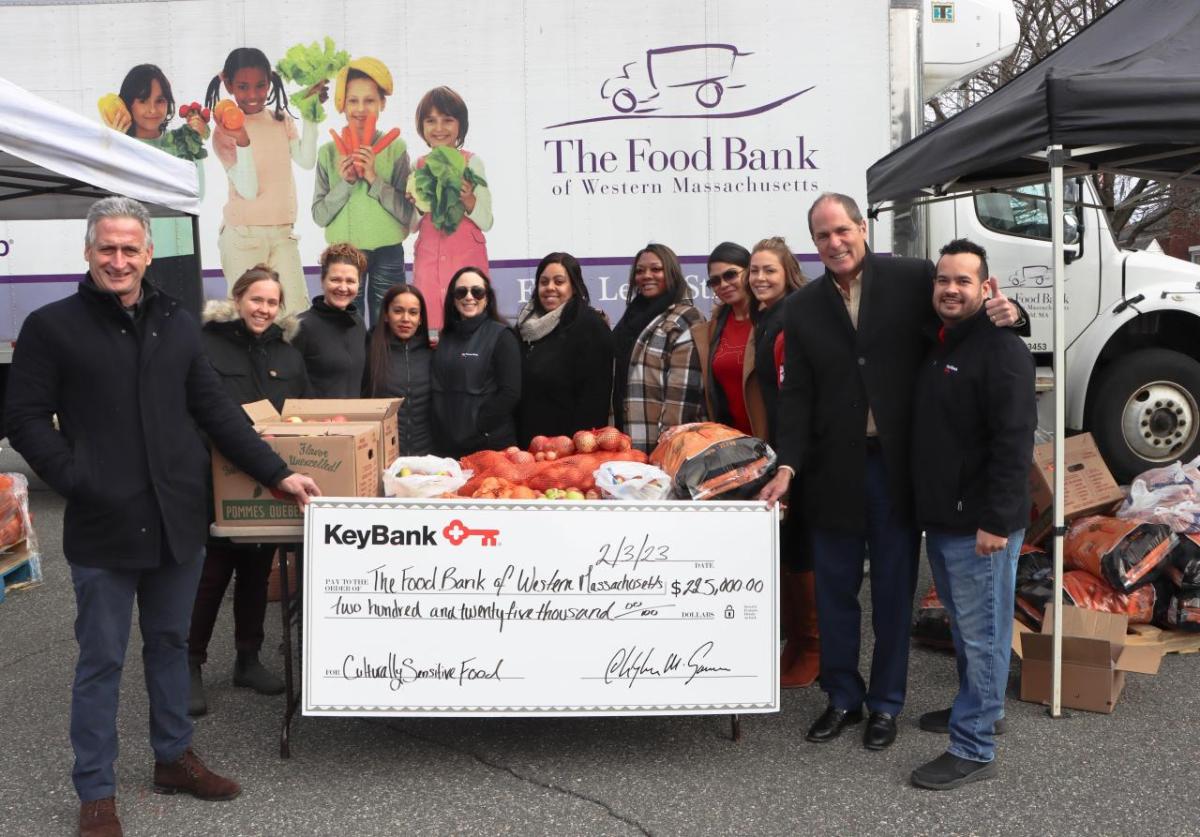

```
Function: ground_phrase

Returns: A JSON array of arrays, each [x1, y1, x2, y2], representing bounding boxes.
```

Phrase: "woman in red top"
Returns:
[[691, 242, 767, 438]]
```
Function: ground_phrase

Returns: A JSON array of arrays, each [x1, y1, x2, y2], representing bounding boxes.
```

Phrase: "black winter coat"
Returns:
[[293, 296, 367, 397], [912, 309, 1036, 536], [4, 279, 290, 570], [753, 298, 787, 445], [515, 298, 614, 447], [432, 316, 521, 457], [365, 332, 435, 456], [776, 252, 938, 532], [201, 300, 311, 412]]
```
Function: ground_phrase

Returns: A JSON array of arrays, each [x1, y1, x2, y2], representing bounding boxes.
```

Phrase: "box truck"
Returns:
[[1, 0, 1197, 479]]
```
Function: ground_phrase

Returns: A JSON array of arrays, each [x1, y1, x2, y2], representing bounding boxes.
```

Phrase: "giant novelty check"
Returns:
[[303, 498, 779, 716]]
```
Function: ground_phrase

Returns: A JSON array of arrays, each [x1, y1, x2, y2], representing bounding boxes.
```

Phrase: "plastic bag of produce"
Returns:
[[912, 583, 953, 649], [1153, 581, 1200, 632], [650, 422, 776, 500], [0, 472, 41, 584], [593, 462, 673, 501], [1116, 480, 1200, 532], [456, 448, 647, 496], [1164, 533, 1200, 590], [1064, 516, 1176, 592], [1015, 547, 1055, 628], [383, 456, 470, 498], [1061, 570, 1156, 624]]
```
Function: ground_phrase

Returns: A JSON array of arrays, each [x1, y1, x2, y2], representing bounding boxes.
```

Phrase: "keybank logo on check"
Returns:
[[324, 524, 439, 548]]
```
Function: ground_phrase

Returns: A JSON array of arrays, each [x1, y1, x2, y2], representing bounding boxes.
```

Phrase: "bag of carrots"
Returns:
[[649, 422, 777, 500], [1064, 516, 1176, 593], [912, 583, 953, 649], [1061, 570, 1156, 624], [457, 448, 647, 497]]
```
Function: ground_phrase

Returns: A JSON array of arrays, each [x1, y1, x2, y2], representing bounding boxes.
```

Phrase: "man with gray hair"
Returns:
[[5, 196, 319, 837]]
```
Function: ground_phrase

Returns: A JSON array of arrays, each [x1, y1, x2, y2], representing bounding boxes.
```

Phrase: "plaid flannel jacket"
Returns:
[[624, 302, 706, 453]]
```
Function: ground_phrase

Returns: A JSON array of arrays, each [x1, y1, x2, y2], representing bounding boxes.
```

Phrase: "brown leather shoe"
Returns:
[[79, 797, 122, 837], [781, 571, 820, 689], [153, 748, 241, 800]]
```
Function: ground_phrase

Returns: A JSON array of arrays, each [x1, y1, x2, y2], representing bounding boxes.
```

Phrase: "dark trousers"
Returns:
[[808, 445, 920, 716], [353, 242, 407, 328], [69, 554, 204, 801], [187, 542, 275, 665]]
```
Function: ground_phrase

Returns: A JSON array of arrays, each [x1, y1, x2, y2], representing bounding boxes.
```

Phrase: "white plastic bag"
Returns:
[[383, 456, 471, 498], [1117, 480, 1200, 533], [593, 461, 672, 501]]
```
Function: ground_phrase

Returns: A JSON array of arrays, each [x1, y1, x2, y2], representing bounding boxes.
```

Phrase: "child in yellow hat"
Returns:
[[312, 57, 415, 325]]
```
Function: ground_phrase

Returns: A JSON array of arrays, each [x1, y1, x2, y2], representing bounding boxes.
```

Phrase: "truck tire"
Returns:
[[1088, 348, 1200, 482]]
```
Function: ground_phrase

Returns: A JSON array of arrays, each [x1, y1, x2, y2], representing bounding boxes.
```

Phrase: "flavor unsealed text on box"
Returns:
[[281, 398, 401, 487], [212, 402, 380, 527]]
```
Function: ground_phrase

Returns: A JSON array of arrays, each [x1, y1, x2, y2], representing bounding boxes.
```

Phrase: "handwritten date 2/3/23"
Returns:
[[604, 641, 732, 688], [594, 534, 670, 570]]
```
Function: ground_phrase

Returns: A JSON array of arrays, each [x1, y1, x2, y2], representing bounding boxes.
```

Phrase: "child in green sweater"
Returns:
[[312, 57, 414, 326]]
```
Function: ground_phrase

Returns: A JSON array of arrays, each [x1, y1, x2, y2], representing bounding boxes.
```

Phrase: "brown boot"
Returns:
[[781, 571, 820, 688], [153, 748, 241, 800], [79, 797, 122, 837]]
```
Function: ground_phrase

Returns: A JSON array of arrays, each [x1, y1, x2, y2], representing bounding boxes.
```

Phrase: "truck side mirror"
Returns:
[[1063, 213, 1082, 264]]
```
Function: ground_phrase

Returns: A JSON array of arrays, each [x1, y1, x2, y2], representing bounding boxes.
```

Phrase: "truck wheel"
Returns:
[[612, 89, 637, 113], [1089, 348, 1200, 482]]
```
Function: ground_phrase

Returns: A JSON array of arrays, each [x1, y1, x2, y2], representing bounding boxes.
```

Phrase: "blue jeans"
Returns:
[[354, 242, 407, 328], [809, 446, 921, 716], [925, 528, 1023, 763], [69, 555, 204, 800]]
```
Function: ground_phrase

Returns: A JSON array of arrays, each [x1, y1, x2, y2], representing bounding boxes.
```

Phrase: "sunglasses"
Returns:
[[454, 285, 488, 300], [707, 267, 743, 288]]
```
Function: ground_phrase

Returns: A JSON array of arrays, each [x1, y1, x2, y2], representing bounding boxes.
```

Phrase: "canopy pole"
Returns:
[[1048, 144, 1068, 718]]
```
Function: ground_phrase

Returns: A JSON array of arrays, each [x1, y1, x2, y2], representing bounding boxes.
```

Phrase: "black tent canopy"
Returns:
[[868, 0, 1200, 205], [866, 0, 1200, 718]]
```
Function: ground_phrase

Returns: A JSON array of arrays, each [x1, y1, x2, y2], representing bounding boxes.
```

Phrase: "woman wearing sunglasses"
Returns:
[[611, 242, 706, 454], [691, 242, 766, 438], [431, 267, 521, 457]]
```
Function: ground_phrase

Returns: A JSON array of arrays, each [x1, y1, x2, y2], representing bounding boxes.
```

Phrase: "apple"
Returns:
[[535, 451, 546, 462], [565, 489, 585, 500], [399, 467, 413, 477], [530, 435, 549, 453], [545, 450, 557, 461]]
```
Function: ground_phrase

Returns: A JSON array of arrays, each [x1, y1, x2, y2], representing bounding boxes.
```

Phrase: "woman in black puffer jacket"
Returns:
[[364, 283, 435, 456], [188, 264, 310, 717], [293, 243, 368, 397], [431, 267, 521, 458]]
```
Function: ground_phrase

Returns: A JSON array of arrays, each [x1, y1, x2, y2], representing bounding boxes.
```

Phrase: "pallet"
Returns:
[[0, 551, 34, 604], [1125, 623, 1200, 655]]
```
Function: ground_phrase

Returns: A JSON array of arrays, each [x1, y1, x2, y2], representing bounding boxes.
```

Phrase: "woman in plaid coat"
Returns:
[[611, 243, 706, 453]]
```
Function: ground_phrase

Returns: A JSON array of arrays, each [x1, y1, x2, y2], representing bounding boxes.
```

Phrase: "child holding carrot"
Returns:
[[98, 64, 208, 314], [312, 57, 414, 325], [409, 86, 493, 334], [205, 47, 323, 314]]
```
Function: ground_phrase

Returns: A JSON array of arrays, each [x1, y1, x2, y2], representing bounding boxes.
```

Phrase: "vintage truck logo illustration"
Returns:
[[545, 42, 813, 129], [602, 43, 751, 114]]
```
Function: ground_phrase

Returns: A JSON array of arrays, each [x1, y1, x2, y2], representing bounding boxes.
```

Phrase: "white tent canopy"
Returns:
[[0, 76, 200, 220]]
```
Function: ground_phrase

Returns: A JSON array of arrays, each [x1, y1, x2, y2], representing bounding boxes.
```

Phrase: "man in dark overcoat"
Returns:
[[5, 196, 319, 837], [759, 193, 1024, 751]]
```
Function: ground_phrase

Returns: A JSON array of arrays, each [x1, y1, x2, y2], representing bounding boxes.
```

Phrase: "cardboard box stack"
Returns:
[[280, 398, 401, 490], [1027, 433, 1124, 545], [212, 401, 381, 527]]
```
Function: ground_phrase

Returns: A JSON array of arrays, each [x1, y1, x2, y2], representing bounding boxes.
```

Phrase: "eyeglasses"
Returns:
[[454, 285, 488, 300], [707, 268, 743, 288]]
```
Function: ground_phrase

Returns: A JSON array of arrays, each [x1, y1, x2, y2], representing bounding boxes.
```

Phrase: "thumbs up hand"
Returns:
[[983, 276, 1020, 327]]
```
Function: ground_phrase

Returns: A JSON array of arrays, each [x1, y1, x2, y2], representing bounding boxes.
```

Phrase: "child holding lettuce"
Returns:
[[312, 57, 414, 326], [408, 86, 492, 334]]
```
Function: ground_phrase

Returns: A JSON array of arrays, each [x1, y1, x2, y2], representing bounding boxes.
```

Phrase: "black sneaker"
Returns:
[[918, 707, 1006, 735], [911, 752, 998, 790]]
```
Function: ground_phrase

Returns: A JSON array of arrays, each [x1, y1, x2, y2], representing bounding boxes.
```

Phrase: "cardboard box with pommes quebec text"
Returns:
[[213, 403, 380, 527], [1015, 604, 1163, 714], [1027, 433, 1124, 545], [281, 398, 401, 490]]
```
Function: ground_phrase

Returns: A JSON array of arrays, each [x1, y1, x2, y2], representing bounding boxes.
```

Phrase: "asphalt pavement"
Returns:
[[1, 445, 1197, 837]]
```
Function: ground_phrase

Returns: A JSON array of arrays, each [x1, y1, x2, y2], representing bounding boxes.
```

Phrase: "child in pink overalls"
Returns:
[[410, 86, 492, 334]]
